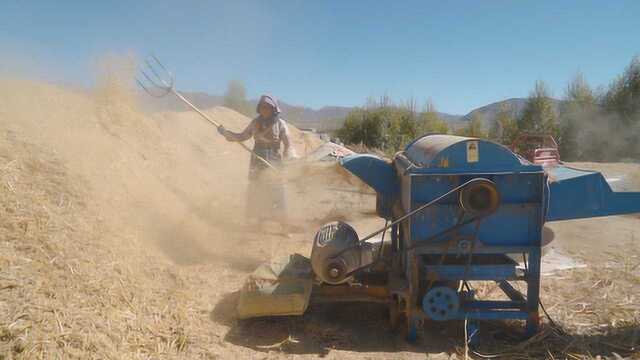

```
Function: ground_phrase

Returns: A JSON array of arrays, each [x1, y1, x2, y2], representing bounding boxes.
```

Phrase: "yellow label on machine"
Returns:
[[467, 141, 479, 163]]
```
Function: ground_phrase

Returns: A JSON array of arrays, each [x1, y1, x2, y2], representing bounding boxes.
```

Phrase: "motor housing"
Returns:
[[311, 221, 376, 284]]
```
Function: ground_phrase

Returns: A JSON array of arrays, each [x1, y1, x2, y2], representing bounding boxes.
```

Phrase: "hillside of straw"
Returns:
[[0, 77, 638, 359]]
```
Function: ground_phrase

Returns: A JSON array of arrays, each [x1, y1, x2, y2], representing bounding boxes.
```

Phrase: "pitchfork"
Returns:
[[136, 55, 276, 170]]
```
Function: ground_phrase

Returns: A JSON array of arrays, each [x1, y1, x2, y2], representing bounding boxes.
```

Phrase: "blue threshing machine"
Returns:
[[238, 134, 640, 342]]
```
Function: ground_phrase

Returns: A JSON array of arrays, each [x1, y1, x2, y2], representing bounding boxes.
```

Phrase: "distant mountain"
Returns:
[[138, 91, 353, 130], [139, 91, 563, 133], [270, 103, 354, 131], [139, 90, 464, 131], [437, 112, 464, 123], [461, 98, 563, 130]]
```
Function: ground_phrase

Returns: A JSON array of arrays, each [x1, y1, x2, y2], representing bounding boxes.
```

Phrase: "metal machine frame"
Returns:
[[386, 173, 544, 340], [336, 134, 640, 341]]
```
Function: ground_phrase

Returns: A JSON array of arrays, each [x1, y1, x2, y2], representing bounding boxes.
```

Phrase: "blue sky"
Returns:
[[1, 1, 638, 114]]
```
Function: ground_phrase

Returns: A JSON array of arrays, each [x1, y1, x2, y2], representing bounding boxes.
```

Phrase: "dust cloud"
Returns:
[[566, 107, 640, 163], [0, 54, 372, 270], [0, 55, 389, 359]]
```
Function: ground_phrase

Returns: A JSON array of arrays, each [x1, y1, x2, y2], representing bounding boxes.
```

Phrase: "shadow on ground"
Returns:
[[211, 291, 461, 357], [211, 291, 640, 358]]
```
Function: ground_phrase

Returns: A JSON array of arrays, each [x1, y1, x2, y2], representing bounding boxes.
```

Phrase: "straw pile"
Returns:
[[0, 136, 212, 358], [0, 79, 263, 359]]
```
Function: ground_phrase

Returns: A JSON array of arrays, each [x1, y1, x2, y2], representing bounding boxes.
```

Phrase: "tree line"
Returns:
[[335, 56, 640, 161]]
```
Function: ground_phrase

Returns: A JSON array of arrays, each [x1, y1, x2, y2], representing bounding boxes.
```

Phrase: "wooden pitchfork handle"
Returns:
[[170, 89, 277, 171], [136, 54, 276, 171]]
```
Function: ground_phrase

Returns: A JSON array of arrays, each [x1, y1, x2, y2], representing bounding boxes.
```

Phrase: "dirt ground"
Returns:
[[0, 78, 638, 359]]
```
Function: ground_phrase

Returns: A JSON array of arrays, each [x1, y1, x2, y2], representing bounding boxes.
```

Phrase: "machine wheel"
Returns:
[[422, 286, 460, 321]]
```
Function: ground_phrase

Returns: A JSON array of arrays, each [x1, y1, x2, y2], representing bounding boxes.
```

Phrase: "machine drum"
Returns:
[[459, 179, 500, 215], [311, 221, 372, 285], [422, 286, 460, 321]]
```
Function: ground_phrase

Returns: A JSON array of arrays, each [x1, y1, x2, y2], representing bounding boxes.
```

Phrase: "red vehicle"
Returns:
[[510, 134, 561, 165]]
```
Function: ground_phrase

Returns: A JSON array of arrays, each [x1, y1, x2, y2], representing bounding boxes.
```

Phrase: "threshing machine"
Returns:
[[238, 134, 640, 342]]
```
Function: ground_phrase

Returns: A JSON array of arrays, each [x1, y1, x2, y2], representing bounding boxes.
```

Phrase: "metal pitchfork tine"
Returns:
[[137, 55, 174, 98], [136, 55, 277, 170]]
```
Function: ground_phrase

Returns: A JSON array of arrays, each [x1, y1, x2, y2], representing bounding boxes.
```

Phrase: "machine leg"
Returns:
[[465, 319, 480, 346], [391, 224, 398, 252], [388, 297, 400, 331], [526, 248, 541, 336], [405, 248, 420, 343], [406, 316, 418, 343]]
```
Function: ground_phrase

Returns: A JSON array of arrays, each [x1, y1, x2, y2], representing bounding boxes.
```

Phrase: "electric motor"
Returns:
[[310, 221, 376, 284]]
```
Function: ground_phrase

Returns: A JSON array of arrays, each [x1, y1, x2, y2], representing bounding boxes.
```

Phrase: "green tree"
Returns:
[[566, 72, 595, 106], [336, 108, 365, 145], [336, 97, 451, 155], [500, 116, 520, 145], [558, 73, 597, 161], [335, 108, 387, 149], [456, 112, 486, 138], [602, 56, 640, 122], [600, 56, 640, 159], [519, 80, 557, 135], [419, 100, 449, 134], [385, 107, 418, 152], [223, 80, 252, 116], [489, 103, 518, 144]]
